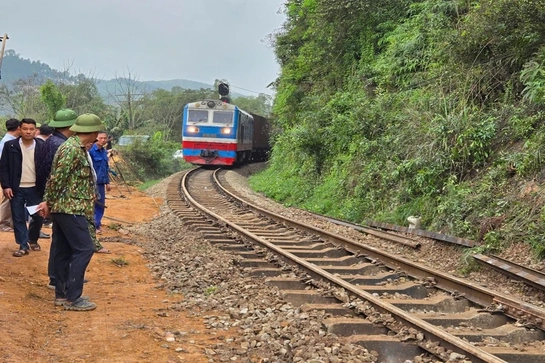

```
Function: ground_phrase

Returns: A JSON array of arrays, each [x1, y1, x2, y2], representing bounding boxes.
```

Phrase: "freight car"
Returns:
[[181, 100, 270, 166]]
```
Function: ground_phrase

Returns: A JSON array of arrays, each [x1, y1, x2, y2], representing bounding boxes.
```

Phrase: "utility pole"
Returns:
[[0, 33, 8, 80]]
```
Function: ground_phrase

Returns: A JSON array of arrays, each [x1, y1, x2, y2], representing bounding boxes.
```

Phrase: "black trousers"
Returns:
[[10, 186, 43, 250], [51, 213, 94, 301], [47, 236, 56, 281]]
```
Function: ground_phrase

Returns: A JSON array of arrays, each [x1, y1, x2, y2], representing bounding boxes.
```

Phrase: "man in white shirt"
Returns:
[[0, 118, 44, 256]]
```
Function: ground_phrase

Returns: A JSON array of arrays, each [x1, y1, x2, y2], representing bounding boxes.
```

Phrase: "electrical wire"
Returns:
[[229, 84, 273, 96]]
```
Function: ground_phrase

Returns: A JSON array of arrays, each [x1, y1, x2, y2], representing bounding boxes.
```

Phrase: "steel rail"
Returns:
[[366, 220, 476, 247], [181, 169, 509, 363], [210, 169, 545, 332], [473, 254, 545, 292], [301, 211, 421, 248]]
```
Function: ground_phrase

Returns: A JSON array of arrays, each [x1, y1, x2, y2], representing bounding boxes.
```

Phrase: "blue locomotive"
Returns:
[[182, 100, 269, 165]]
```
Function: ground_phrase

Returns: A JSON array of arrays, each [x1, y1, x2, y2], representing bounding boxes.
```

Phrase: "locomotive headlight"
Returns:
[[187, 126, 199, 133], [221, 127, 232, 134]]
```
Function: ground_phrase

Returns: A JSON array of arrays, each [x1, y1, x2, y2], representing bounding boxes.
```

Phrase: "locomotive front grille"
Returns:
[[200, 149, 219, 159]]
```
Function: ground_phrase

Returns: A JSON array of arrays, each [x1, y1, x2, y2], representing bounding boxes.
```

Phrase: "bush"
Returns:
[[119, 131, 187, 181]]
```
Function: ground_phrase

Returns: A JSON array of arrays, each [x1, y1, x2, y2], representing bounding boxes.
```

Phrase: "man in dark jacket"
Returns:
[[35, 109, 77, 198], [0, 118, 44, 256], [35, 109, 77, 284], [0, 118, 21, 232]]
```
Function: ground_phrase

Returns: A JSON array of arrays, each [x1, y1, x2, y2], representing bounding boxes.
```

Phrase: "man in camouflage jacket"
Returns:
[[38, 114, 105, 311]]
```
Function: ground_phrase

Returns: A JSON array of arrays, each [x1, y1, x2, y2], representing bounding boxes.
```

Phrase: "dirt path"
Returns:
[[0, 187, 210, 363]]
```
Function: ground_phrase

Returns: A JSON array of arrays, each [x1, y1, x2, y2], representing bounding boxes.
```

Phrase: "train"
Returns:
[[181, 100, 270, 166]]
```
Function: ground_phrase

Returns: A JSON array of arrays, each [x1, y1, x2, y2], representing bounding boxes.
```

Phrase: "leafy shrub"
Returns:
[[120, 131, 188, 181], [521, 46, 545, 107]]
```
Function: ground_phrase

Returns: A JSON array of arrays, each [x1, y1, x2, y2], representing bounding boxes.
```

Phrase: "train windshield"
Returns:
[[213, 111, 233, 124], [187, 110, 209, 123]]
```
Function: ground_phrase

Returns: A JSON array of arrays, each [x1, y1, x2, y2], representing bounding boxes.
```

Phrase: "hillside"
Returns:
[[250, 0, 545, 262], [0, 50, 69, 83]]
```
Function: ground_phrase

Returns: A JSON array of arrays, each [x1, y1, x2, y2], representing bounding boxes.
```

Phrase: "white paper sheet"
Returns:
[[26, 205, 39, 215]]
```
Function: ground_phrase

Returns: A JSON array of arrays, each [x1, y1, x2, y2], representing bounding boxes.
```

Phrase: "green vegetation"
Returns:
[[205, 286, 218, 296], [251, 0, 545, 259], [120, 132, 186, 180], [111, 256, 129, 267], [107, 223, 122, 231], [138, 179, 162, 191]]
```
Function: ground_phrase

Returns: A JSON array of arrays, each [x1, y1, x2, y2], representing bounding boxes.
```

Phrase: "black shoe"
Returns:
[[64, 298, 97, 311], [39, 231, 50, 239]]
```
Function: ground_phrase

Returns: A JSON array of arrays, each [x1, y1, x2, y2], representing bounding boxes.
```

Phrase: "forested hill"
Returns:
[[0, 50, 69, 83], [0, 50, 215, 97], [251, 1, 545, 260]]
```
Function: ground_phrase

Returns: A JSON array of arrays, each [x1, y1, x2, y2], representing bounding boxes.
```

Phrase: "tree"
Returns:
[[0, 74, 47, 119], [138, 87, 216, 142], [59, 75, 112, 119], [40, 80, 65, 120], [109, 69, 148, 130], [232, 93, 273, 117]]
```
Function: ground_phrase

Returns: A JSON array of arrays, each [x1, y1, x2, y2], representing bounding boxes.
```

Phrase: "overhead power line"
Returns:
[[229, 84, 272, 96]]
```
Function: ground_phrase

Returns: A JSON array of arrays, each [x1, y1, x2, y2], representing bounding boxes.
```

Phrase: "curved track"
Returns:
[[167, 168, 545, 363], [296, 210, 545, 295]]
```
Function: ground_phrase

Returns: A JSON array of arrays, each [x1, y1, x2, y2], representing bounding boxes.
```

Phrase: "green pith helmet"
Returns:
[[69, 113, 106, 133], [48, 109, 78, 128]]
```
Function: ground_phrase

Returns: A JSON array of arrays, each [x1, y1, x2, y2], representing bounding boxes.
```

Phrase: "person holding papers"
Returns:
[[0, 118, 45, 256], [38, 114, 105, 311]]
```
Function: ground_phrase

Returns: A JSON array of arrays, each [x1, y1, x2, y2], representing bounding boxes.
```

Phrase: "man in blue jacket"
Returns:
[[89, 131, 110, 234]]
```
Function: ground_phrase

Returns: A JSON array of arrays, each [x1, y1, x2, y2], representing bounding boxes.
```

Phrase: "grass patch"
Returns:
[[458, 257, 482, 276], [205, 286, 218, 296], [111, 256, 129, 267], [138, 179, 162, 191], [107, 223, 122, 231]]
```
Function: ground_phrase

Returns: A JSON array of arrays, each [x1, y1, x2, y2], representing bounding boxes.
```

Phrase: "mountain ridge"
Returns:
[[0, 50, 225, 98]]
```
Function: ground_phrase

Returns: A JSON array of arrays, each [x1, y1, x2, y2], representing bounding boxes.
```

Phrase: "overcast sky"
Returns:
[[1, 0, 286, 95]]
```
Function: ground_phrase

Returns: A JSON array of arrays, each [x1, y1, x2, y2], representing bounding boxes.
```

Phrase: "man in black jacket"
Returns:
[[0, 118, 45, 256], [35, 109, 77, 285], [0, 118, 20, 231]]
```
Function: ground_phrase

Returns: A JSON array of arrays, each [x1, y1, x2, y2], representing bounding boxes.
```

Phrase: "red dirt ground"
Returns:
[[0, 187, 216, 363]]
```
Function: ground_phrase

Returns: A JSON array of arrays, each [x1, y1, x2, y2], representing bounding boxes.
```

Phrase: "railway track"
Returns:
[[473, 254, 545, 293], [298, 208, 545, 298], [167, 168, 545, 363]]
